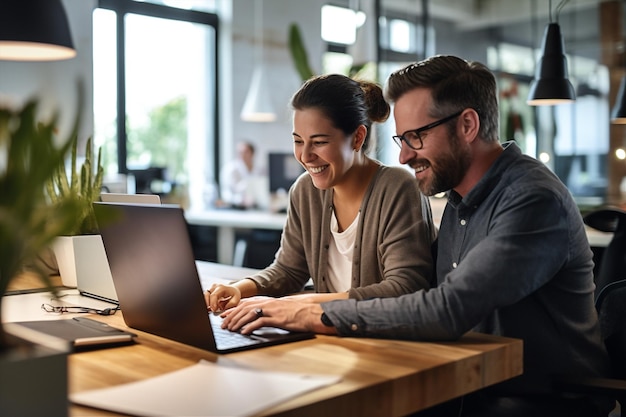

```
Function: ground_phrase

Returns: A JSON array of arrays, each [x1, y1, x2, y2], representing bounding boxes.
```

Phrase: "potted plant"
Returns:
[[0, 97, 85, 416], [45, 135, 107, 288]]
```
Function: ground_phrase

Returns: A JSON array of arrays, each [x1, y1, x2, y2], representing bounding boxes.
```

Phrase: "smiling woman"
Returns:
[[205, 73, 437, 313]]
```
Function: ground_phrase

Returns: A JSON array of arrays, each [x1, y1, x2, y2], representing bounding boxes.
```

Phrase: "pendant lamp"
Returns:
[[240, 0, 276, 122], [527, 1, 575, 106], [0, 0, 76, 61], [611, 76, 626, 124]]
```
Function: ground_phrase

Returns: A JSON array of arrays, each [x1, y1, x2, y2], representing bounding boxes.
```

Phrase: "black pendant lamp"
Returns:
[[0, 0, 76, 61], [527, 1, 575, 106]]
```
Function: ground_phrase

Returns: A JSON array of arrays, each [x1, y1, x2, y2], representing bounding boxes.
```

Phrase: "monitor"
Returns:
[[268, 152, 304, 193]]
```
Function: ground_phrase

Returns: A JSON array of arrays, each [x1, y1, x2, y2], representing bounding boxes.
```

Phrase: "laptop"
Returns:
[[74, 234, 119, 304], [75, 194, 162, 304], [93, 202, 314, 353]]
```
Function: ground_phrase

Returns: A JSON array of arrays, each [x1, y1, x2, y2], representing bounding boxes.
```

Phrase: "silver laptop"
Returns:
[[75, 194, 161, 304], [75, 234, 119, 304], [93, 202, 314, 353]]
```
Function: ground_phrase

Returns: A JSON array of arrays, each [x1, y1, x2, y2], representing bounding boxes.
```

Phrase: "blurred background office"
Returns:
[[1, 0, 624, 210], [218, 141, 267, 209], [1, 0, 624, 265]]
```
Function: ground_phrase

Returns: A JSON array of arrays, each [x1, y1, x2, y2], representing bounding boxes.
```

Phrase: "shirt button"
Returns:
[[351, 323, 358, 331], [452, 262, 458, 268], [460, 219, 467, 226]]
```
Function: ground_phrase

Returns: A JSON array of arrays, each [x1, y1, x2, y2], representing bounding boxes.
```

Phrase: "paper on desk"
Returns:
[[2, 289, 117, 322], [71, 359, 341, 416]]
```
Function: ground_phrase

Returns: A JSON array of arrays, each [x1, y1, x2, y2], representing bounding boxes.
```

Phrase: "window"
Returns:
[[93, 0, 218, 210], [320, 4, 371, 76], [377, 12, 435, 167], [488, 43, 610, 201], [321, 5, 362, 45]]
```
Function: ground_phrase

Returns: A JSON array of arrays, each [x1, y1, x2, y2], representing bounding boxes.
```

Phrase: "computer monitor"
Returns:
[[268, 152, 304, 193]]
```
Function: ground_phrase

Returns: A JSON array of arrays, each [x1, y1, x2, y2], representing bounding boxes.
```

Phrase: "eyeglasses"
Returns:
[[392, 110, 463, 150], [41, 303, 119, 316]]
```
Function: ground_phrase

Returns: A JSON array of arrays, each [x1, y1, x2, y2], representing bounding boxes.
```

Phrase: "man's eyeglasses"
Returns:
[[392, 110, 463, 150], [41, 303, 119, 316]]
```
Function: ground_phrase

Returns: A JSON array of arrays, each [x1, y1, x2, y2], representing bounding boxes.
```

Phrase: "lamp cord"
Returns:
[[254, 0, 263, 63], [555, 0, 570, 23]]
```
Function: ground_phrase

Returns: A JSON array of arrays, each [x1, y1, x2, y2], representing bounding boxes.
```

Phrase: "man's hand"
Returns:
[[221, 298, 338, 335]]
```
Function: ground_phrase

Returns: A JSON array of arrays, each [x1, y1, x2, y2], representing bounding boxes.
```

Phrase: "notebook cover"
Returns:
[[13, 317, 136, 351]]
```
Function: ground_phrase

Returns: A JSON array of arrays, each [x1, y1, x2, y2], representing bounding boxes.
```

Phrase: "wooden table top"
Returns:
[[6, 270, 523, 417], [68, 312, 522, 417]]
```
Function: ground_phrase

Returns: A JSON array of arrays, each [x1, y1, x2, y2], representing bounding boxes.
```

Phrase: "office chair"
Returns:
[[552, 278, 626, 416], [583, 208, 626, 299], [232, 230, 281, 269]]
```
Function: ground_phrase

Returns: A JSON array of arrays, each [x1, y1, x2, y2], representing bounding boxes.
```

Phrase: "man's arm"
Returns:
[[220, 298, 338, 335]]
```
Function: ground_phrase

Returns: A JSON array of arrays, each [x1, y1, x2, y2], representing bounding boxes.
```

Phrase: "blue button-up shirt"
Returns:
[[322, 141, 610, 396]]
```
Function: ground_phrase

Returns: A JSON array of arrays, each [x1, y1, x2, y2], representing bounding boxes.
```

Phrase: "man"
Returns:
[[219, 141, 258, 209], [221, 56, 612, 416]]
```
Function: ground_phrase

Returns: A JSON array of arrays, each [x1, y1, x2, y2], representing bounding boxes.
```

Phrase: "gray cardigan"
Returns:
[[247, 165, 436, 299]]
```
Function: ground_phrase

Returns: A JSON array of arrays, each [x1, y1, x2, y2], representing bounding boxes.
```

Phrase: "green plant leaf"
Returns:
[[1, 94, 88, 348], [288, 23, 315, 82]]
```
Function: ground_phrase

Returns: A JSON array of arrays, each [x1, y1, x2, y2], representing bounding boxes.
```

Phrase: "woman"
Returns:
[[206, 74, 436, 312]]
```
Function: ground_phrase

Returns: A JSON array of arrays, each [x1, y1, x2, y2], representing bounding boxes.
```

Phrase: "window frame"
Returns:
[[96, 0, 220, 180]]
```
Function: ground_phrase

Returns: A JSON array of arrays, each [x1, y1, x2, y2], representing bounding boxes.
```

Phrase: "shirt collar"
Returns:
[[447, 141, 520, 210]]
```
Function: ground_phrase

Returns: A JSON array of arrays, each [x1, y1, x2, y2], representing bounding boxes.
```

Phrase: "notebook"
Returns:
[[100, 193, 161, 204], [12, 317, 136, 351], [93, 202, 314, 353]]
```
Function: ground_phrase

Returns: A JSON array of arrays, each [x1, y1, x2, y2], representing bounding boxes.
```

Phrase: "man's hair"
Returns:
[[241, 141, 255, 154], [384, 55, 499, 143]]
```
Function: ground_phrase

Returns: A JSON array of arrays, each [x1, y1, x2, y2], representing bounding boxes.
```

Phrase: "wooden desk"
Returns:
[[6, 269, 63, 292], [7, 267, 522, 417], [67, 318, 522, 416]]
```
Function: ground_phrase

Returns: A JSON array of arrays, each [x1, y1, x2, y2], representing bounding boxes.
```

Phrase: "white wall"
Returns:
[[0, 0, 96, 146], [225, 0, 325, 171]]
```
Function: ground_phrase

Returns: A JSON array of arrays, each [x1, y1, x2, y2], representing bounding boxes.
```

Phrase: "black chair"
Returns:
[[233, 229, 281, 269], [553, 279, 626, 416], [584, 208, 626, 299]]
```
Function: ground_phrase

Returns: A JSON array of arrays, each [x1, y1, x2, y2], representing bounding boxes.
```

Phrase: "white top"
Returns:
[[220, 159, 254, 207], [327, 210, 360, 292]]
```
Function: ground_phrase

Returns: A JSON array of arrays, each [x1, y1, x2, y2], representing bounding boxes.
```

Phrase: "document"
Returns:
[[71, 360, 341, 416]]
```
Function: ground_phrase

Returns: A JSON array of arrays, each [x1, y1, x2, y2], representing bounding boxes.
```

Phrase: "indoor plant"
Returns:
[[45, 136, 106, 288], [46, 135, 104, 236], [287, 22, 374, 82], [0, 97, 84, 416]]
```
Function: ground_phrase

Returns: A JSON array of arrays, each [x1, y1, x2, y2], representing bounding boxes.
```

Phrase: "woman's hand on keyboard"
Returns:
[[205, 284, 240, 312]]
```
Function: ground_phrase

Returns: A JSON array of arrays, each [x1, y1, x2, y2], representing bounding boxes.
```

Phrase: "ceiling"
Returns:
[[383, 0, 599, 29], [380, 0, 615, 61]]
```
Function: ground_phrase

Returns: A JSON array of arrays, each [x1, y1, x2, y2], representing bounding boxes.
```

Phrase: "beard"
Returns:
[[415, 132, 471, 196]]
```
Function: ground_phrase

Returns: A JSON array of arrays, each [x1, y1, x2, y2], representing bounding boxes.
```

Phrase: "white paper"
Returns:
[[71, 360, 341, 417], [2, 289, 118, 322]]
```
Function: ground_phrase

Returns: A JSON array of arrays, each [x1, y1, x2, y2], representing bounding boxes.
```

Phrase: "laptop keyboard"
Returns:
[[209, 314, 263, 350]]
